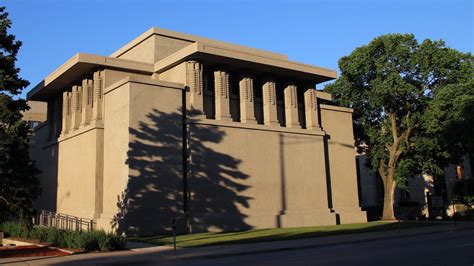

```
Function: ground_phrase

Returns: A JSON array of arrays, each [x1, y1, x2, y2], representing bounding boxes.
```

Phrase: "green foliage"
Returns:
[[452, 209, 474, 221], [97, 231, 127, 251], [0, 6, 40, 222], [0, 221, 126, 251], [425, 79, 474, 159], [0, 220, 30, 239], [453, 178, 474, 203], [325, 33, 473, 186]]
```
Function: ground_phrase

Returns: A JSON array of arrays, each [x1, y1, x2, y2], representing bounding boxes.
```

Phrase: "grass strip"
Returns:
[[128, 221, 445, 248]]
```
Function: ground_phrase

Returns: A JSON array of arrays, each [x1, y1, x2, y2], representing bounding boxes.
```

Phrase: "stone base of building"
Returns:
[[94, 208, 366, 235], [95, 212, 189, 236], [188, 209, 339, 233], [334, 208, 367, 224], [95, 214, 115, 233]]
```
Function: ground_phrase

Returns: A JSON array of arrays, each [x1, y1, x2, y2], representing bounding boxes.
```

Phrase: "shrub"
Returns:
[[0, 221, 126, 251], [30, 227, 66, 247], [1, 221, 30, 239], [97, 231, 127, 251], [453, 178, 474, 203]]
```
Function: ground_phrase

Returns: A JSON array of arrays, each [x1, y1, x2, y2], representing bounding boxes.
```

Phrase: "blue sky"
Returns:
[[3, 0, 473, 98]]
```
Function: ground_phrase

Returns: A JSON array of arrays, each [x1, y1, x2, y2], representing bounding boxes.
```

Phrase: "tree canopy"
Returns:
[[0, 6, 40, 222], [325, 33, 473, 220]]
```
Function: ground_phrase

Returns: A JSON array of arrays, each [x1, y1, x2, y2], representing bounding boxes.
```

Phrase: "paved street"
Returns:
[[171, 229, 474, 266], [2, 225, 473, 265]]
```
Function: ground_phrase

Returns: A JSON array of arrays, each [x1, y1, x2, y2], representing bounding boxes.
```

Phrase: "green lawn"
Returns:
[[128, 221, 445, 248]]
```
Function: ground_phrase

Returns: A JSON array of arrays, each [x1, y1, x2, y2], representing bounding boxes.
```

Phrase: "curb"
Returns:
[[2, 237, 84, 255]]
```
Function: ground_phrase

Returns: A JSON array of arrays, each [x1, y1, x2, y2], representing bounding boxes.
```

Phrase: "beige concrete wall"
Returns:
[[116, 35, 156, 63], [187, 121, 336, 232], [22, 101, 47, 122], [30, 124, 58, 212], [117, 35, 192, 63], [157, 62, 187, 85], [320, 104, 366, 223], [99, 82, 130, 226], [154, 35, 193, 62], [98, 77, 185, 235], [56, 128, 103, 219], [102, 69, 150, 94]]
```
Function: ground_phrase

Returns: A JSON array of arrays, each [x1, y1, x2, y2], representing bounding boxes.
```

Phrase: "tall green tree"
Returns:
[[0, 6, 40, 222], [325, 33, 473, 220]]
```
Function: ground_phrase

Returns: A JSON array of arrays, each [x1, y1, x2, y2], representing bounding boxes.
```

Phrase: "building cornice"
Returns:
[[27, 53, 154, 101], [111, 27, 288, 61], [154, 42, 337, 83]]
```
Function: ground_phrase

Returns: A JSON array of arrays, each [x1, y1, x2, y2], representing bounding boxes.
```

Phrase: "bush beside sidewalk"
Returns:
[[0, 221, 126, 252]]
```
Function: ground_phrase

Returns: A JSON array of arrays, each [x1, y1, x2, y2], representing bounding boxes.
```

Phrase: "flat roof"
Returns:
[[28, 27, 337, 101], [27, 53, 153, 101], [154, 42, 337, 83], [111, 27, 289, 61]]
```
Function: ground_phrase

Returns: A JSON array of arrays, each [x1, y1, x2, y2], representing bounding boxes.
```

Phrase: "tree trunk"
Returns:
[[382, 178, 396, 220]]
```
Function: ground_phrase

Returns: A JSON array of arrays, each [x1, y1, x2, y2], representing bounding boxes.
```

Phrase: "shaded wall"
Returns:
[[30, 123, 58, 212], [98, 77, 185, 235], [56, 128, 103, 218], [188, 122, 337, 232], [320, 104, 367, 223]]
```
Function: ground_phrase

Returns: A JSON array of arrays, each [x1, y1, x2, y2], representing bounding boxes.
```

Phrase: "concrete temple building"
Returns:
[[28, 27, 366, 235]]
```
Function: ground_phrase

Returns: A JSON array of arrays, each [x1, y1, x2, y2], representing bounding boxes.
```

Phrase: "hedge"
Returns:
[[0, 221, 126, 251]]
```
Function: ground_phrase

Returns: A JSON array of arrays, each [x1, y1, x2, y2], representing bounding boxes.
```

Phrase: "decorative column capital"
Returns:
[[284, 84, 300, 128], [60, 90, 71, 137], [304, 87, 320, 130], [263, 80, 276, 106], [214, 69, 231, 121], [284, 84, 298, 109], [239, 76, 257, 124], [91, 70, 104, 125], [262, 80, 278, 126], [186, 61, 204, 114], [304, 88, 317, 111]]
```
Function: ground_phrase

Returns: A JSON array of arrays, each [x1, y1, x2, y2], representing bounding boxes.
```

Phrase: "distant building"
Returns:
[[21, 101, 47, 146], [22, 101, 47, 129], [28, 27, 366, 235], [357, 155, 472, 220]]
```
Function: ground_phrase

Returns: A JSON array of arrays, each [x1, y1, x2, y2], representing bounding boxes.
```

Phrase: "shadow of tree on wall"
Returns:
[[187, 121, 252, 233], [112, 108, 251, 236]]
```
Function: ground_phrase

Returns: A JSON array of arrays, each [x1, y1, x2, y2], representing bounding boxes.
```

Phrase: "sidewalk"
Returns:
[[1, 222, 473, 265]]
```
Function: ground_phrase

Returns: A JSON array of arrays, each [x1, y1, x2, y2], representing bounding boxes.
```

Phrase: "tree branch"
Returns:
[[388, 113, 399, 143], [0, 195, 19, 210]]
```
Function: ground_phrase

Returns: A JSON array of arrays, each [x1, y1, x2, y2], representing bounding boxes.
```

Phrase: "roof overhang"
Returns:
[[27, 53, 154, 101], [154, 42, 337, 83], [111, 27, 289, 61]]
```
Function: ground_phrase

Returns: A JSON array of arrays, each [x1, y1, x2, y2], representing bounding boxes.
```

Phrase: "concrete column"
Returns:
[[80, 79, 93, 127], [60, 91, 69, 136], [284, 84, 300, 128], [214, 70, 232, 121], [53, 97, 61, 137], [262, 80, 278, 126], [47, 99, 55, 140], [186, 61, 204, 115], [70, 85, 81, 130], [239, 76, 257, 124], [304, 87, 320, 130], [66, 92, 73, 132], [91, 71, 103, 122]]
